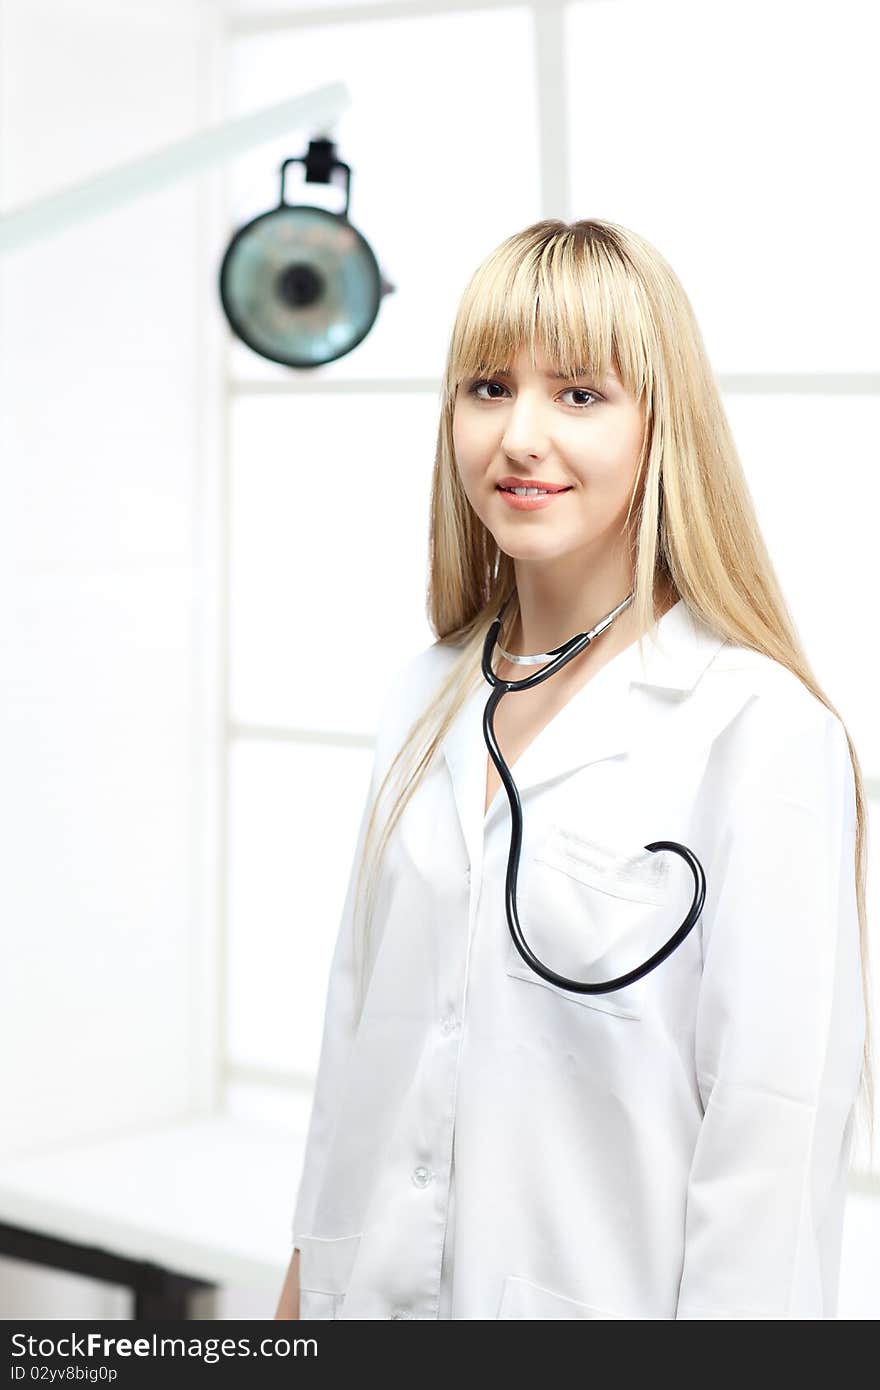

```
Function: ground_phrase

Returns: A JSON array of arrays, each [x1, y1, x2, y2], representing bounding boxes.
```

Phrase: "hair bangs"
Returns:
[[445, 226, 653, 403]]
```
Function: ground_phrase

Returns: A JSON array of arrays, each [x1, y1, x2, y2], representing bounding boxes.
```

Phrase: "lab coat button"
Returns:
[[440, 1013, 457, 1035], [465, 868, 471, 884], [390, 1309, 415, 1319], [411, 1165, 432, 1187]]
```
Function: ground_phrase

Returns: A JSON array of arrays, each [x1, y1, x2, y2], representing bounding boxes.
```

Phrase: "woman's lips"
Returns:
[[496, 485, 572, 511]]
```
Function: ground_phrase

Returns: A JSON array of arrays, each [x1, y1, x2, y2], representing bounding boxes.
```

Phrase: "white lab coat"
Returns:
[[290, 598, 864, 1319]]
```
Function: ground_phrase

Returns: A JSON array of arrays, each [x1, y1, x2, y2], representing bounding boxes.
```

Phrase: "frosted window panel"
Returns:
[[227, 736, 375, 1073], [723, 392, 880, 772], [229, 390, 437, 730], [224, 5, 540, 382], [228, 1, 391, 18], [566, 0, 879, 372]]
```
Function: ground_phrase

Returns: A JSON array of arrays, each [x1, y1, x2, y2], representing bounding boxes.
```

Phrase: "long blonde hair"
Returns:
[[353, 217, 874, 1158]]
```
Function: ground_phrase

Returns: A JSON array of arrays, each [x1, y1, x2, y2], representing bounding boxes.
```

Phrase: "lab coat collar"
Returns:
[[439, 598, 727, 871], [627, 598, 728, 693]]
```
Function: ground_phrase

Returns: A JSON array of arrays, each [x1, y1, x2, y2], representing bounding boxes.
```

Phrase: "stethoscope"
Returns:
[[481, 588, 706, 995]]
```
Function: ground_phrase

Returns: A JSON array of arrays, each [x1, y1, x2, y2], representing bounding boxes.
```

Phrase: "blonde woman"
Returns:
[[275, 219, 873, 1321]]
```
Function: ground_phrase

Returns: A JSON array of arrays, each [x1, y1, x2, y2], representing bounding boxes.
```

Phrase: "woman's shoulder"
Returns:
[[703, 638, 847, 755], [375, 637, 466, 742]]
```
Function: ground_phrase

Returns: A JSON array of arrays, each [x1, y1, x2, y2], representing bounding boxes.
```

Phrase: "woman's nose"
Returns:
[[500, 392, 550, 459]]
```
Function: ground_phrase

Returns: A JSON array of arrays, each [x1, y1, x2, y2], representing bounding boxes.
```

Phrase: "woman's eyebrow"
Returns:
[[488, 366, 618, 381], [548, 367, 617, 381]]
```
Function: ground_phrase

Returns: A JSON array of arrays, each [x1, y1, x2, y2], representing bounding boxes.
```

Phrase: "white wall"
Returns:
[[0, 0, 224, 1313]]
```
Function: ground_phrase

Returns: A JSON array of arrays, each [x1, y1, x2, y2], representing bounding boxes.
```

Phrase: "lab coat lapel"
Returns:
[[439, 600, 728, 879], [440, 675, 631, 878]]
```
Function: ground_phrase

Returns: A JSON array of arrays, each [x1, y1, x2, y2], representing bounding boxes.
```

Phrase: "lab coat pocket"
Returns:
[[505, 824, 673, 1020], [296, 1232, 363, 1320], [498, 1273, 628, 1319]]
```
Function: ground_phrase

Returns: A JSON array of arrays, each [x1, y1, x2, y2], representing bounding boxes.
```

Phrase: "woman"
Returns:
[[275, 218, 873, 1320]]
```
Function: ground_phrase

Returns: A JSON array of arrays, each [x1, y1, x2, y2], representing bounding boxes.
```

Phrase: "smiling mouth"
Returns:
[[497, 485, 573, 496]]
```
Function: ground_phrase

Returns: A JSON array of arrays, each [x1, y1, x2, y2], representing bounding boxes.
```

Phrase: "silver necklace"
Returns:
[[497, 590, 635, 666]]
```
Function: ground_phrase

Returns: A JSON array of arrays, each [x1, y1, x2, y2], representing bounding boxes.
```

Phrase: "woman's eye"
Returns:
[[467, 379, 599, 408], [469, 379, 507, 400]]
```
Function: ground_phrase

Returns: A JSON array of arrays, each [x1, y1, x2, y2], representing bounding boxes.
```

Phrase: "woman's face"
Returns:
[[452, 346, 647, 565]]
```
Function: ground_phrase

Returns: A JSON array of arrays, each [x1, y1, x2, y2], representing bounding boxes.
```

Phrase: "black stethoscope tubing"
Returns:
[[481, 591, 706, 995]]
